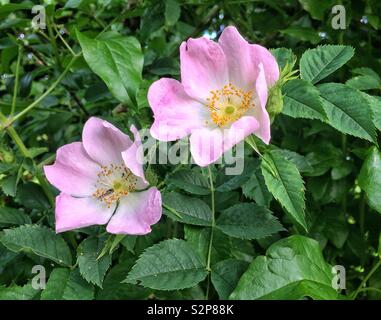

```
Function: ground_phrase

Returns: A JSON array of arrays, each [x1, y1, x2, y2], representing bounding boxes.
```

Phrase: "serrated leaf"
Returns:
[[96, 262, 151, 300], [0, 225, 72, 266], [0, 207, 31, 226], [282, 79, 327, 121], [216, 203, 284, 240], [0, 283, 38, 300], [261, 150, 307, 231], [362, 94, 381, 131], [163, 192, 212, 226], [318, 83, 377, 144], [125, 239, 208, 290], [168, 169, 210, 195], [211, 259, 249, 300], [230, 235, 340, 300], [41, 268, 94, 300], [358, 147, 381, 214], [300, 45, 354, 84], [77, 236, 112, 287], [0, 175, 17, 197], [77, 31, 143, 105], [242, 161, 272, 206]]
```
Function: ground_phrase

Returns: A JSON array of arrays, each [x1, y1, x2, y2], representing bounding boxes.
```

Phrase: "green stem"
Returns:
[[205, 166, 215, 299], [53, 23, 76, 56], [11, 45, 22, 117], [47, 16, 61, 68], [359, 193, 365, 236], [2, 54, 80, 129], [0, 112, 54, 207], [358, 287, 381, 295], [352, 258, 381, 299], [0, 112, 29, 157]]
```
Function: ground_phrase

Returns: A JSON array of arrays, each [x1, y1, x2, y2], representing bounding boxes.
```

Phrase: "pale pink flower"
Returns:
[[44, 117, 162, 235], [148, 26, 279, 166]]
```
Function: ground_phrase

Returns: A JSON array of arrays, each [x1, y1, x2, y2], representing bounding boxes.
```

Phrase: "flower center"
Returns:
[[92, 164, 138, 208], [206, 83, 254, 127]]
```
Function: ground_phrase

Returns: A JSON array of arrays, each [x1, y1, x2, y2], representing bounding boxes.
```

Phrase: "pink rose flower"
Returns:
[[44, 117, 162, 235], [148, 26, 279, 166]]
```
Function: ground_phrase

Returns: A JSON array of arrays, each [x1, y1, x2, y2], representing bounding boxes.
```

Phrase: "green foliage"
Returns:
[[77, 236, 112, 287], [77, 31, 143, 107], [358, 147, 381, 214], [0, 225, 72, 266], [41, 268, 94, 300], [230, 235, 341, 299], [1, 0, 381, 301], [300, 45, 354, 84], [216, 203, 284, 240], [125, 239, 208, 290], [261, 150, 307, 231]]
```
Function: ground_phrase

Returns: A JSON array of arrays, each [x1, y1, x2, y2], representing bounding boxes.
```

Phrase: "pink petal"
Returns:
[[180, 37, 229, 102], [55, 193, 114, 233], [82, 117, 132, 166], [106, 187, 162, 235], [121, 125, 149, 187], [148, 78, 206, 141], [218, 26, 258, 91], [219, 26, 279, 88], [251, 44, 280, 87], [190, 117, 259, 167], [44, 142, 99, 197], [251, 63, 271, 144]]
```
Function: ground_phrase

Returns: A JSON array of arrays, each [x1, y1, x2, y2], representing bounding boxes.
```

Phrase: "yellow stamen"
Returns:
[[206, 83, 255, 127]]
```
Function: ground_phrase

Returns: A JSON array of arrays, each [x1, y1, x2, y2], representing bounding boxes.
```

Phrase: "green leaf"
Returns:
[[282, 79, 327, 121], [362, 94, 381, 132], [242, 161, 272, 206], [0, 174, 17, 197], [41, 268, 94, 300], [298, 0, 334, 20], [358, 147, 381, 214], [77, 31, 143, 105], [216, 203, 284, 240], [211, 259, 249, 299], [0, 283, 38, 300], [163, 192, 212, 226], [165, 0, 181, 26], [270, 48, 296, 70], [0, 207, 31, 226], [261, 150, 307, 231], [96, 261, 151, 300], [318, 83, 377, 144], [300, 45, 354, 84], [0, 225, 72, 266], [77, 236, 112, 287], [15, 182, 50, 210], [167, 169, 210, 195], [276, 149, 313, 173], [346, 67, 381, 91], [125, 239, 208, 290], [281, 26, 321, 44], [230, 235, 340, 299]]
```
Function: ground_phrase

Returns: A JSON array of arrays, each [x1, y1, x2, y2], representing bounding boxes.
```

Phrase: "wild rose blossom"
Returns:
[[148, 26, 279, 166], [44, 117, 162, 235]]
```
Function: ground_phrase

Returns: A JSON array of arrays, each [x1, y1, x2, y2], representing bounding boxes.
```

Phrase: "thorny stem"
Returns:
[[205, 166, 215, 299]]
